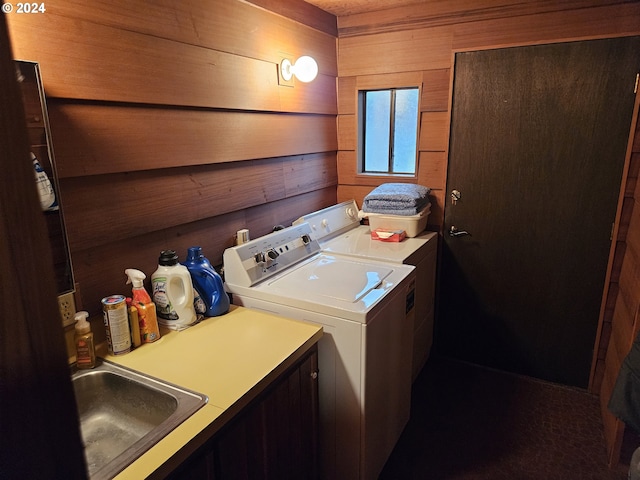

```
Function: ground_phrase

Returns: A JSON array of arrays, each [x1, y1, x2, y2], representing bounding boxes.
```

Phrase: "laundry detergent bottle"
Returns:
[[183, 246, 230, 317], [151, 250, 197, 330]]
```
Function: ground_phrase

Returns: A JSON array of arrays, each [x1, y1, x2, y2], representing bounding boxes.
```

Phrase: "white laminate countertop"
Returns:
[[107, 304, 323, 479]]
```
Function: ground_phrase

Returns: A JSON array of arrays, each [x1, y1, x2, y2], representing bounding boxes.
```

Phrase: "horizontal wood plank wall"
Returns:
[[334, 0, 640, 469], [7, 0, 338, 326], [600, 117, 640, 467]]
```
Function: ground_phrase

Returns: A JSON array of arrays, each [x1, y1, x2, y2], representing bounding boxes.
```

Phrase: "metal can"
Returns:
[[101, 295, 131, 355]]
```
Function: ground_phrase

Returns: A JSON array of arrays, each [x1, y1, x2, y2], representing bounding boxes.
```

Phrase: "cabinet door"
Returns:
[[261, 347, 319, 479], [215, 346, 319, 480], [167, 442, 217, 480], [169, 346, 319, 480]]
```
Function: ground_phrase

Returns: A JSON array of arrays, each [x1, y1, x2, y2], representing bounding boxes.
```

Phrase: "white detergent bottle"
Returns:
[[151, 250, 197, 330]]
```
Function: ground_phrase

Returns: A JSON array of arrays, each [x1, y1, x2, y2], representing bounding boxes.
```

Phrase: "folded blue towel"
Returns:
[[363, 183, 431, 216], [365, 205, 428, 216]]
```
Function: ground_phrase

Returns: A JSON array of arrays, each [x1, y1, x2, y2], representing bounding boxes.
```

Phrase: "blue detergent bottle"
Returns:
[[183, 246, 230, 317]]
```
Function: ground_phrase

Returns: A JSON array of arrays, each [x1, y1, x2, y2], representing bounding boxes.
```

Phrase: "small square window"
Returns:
[[359, 87, 419, 175]]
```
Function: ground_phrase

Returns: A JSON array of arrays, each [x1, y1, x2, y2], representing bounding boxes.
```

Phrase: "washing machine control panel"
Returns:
[[223, 222, 321, 287]]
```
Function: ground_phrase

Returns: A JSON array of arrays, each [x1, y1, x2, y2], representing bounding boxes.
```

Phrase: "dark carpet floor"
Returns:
[[379, 356, 634, 480]]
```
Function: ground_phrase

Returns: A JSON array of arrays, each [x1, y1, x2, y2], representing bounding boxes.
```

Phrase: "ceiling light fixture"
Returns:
[[280, 56, 318, 83]]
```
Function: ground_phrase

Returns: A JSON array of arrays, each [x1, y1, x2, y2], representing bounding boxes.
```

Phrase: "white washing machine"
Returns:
[[295, 200, 438, 381], [223, 222, 416, 480]]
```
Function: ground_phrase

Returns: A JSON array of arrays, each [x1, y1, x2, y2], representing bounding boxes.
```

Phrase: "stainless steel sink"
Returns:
[[72, 359, 207, 480]]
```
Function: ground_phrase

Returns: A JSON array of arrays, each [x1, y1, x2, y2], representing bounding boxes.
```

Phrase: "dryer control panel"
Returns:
[[293, 199, 360, 242], [223, 222, 321, 287]]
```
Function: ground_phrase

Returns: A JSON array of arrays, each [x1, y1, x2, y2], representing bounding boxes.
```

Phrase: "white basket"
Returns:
[[361, 204, 431, 238]]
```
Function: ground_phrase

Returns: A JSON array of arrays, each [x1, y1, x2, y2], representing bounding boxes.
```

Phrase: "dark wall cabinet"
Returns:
[[169, 345, 319, 480]]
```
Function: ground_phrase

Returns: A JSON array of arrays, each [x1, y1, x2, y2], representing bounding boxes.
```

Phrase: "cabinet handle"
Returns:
[[310, 371, 318, 380]]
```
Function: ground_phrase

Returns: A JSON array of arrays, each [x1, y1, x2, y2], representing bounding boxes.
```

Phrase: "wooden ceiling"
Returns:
[[302, 0, 425, 16], [302, 0, 630, 21]]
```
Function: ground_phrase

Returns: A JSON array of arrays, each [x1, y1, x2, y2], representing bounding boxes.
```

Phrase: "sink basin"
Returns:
[[72, 359, 207, 479]]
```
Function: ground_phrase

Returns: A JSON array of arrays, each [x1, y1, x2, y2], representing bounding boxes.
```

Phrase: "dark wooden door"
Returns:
[[437, 37, 640, 388]]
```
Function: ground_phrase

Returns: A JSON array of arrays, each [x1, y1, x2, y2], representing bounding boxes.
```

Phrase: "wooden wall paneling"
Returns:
[[336, 0, 626, 37], [418, 151, 447, 191], [10, 0, 338, 77], [594, 282, 622, 391], [611, 242, 627, 284], [62, 153, 338, 251], [625, 153, 640, 197], [279, 74, 338, 114], [7, 12, 335, 115], [337, 184, 373, 206], [612, 293, 635, 362], [284, 152, 338, 197], [48, 104, 337, 178], [62, 158, 289, 251], [243, 0, 337, 36], [618, 196, 635, 247], [8, 13, 276, 110], [72, 189, 337, 322], [355, 71, 424, 90], [337, 114, 356, 151], [422, 69, 451, 112], [337, 0, 521, 36], [597, 103, 640, 462], [419, 111, 449, 152], [629, 196, 640, 250], [601, 339, 626, 466], [338, 77, 357, 114], [338, 26, 454, 77], [337, 151, 357, 184], [600, 319, 615, 361], [451, 3, 640, 51], [426, 189, 445, 229], [607, 282, 622, 320], [244, 187, 337, 236]]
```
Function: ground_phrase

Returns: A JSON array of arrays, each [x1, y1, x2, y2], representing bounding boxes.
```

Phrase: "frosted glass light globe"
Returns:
[[291, 56, 318, 83]]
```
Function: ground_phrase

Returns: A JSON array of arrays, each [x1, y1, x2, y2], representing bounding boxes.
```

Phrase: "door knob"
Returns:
[[449, 225, 470, 237]]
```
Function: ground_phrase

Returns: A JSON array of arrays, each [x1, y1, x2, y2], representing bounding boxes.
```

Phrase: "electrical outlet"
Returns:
[[58, 291, 76, 327]]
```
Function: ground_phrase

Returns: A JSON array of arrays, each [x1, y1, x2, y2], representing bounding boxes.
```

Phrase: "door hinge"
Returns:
[[635, 73, 639, 94]]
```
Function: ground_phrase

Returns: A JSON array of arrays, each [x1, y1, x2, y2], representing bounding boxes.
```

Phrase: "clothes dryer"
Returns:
[[223, 222, 416, 480], [295, 200, 438, 381]]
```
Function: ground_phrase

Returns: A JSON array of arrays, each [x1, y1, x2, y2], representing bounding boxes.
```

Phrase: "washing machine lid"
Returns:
[[227, 254, 414, 322], [267, 253, 392, 303]]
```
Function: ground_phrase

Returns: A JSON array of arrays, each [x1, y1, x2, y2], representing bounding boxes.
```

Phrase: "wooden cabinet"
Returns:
[[169, 345, 319, 480]]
